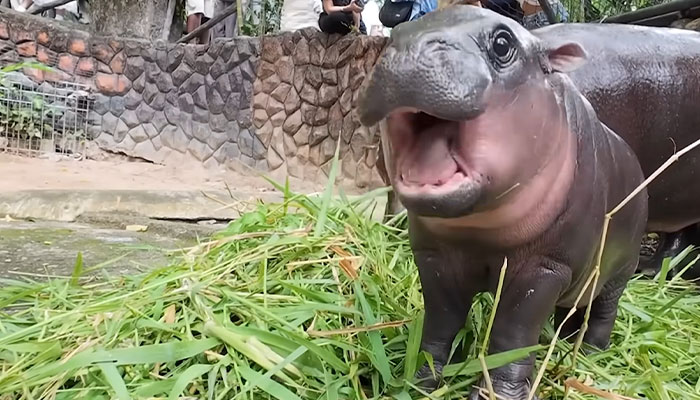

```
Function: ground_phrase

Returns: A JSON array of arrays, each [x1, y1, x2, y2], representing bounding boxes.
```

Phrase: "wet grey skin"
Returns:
[[534, 22, 700, 277], [375, 13, 700, 277], [357, 6, 648, 399]]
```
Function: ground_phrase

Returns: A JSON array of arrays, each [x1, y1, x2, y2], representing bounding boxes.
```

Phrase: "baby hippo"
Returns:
[[356, 5, 648, 399]]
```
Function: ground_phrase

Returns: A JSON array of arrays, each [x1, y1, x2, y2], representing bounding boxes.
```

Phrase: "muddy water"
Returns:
[[0, 219, 203, 282]]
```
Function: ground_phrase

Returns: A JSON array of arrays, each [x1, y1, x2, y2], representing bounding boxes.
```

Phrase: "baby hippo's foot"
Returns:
[[414, 362, 445, 392], [468, 376, 538, 400]]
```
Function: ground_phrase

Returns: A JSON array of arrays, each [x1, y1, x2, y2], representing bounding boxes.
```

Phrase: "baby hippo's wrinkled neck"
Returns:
[[419, 83, 577, 248]]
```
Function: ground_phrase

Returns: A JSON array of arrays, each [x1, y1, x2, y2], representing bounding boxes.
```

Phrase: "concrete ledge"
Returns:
[[0, 190, 283, 222]]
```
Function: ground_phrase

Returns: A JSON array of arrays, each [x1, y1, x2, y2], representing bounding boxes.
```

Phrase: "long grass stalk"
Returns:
[[527, 137, 700, 400]]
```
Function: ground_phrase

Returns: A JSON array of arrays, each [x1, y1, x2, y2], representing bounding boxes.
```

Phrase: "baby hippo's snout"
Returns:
[[357, 33, 491, 126]]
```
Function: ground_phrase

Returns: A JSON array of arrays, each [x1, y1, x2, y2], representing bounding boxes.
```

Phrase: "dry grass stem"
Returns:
[[527, 137, 700, 400]]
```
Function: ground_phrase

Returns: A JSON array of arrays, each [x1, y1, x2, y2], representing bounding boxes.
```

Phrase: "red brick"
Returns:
[[44, 69, 71, 83], [57, 53, 77, 73], [10, 26, 33, 43], [16, 41, 36, 57], [110, 51, 126, 74], [36, 47, 53, 65], [0, 22, 8, 40], [23, 67, 44, 83], [76, 57, 96, 76], [68, 38, 87, 56], [37, 30, 50, 45], [95, 73, 131, 95]]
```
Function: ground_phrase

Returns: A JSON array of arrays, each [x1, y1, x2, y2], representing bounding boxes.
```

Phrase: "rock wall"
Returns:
[[90, 38, 261, 171], [252, 31, 387, 187], [0, 9, 388, 190]]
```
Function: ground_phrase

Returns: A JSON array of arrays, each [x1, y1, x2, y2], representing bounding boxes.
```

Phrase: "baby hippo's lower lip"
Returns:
[[397, 171, 469, 196]]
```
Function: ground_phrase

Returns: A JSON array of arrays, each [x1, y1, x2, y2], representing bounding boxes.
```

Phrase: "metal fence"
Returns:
[[0, 73, 93, 158], [482, 0, 684, 26]]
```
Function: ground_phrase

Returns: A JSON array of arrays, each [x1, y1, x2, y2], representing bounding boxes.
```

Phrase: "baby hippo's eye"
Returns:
[[491, 29, 516, 67]]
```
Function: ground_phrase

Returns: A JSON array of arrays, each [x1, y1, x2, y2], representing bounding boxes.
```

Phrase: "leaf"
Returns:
[[330, 245, 359, 280], [238, 364, 303, 400], [404, 312, 424, 381], [70, 251, 84, 287], [163, 304, 177, 324], [125, 225, 148, 232], [99, 363, 131, 400], [353, 281, 392, 385], [442, 344, 545, 377], [23, 338, 220, 383], [313, 138, 341, 238], [168, 364, 213, 400]]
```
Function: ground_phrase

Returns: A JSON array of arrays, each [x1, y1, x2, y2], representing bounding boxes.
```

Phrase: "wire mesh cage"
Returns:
[[0, 73, 94, 158]]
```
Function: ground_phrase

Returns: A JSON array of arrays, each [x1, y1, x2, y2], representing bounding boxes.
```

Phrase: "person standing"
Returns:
[[211, 0, 238, 39], [186, 0, 215, 44]]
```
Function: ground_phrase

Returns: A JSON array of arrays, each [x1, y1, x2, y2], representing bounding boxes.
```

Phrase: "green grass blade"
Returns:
[[313, 138, 341, 238], [168, 364, 214, 400], [98, 363, 131, 400], [70, 251, 84, 287], [353, 281, 392, 385], [442, 345, 545, 377], [238, 364, 303, 400], [404, 311, 424, 381]]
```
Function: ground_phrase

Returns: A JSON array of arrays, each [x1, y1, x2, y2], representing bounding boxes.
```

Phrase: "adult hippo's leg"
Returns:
[[638, 225, 700, 278], [469, 257, 572, 400]]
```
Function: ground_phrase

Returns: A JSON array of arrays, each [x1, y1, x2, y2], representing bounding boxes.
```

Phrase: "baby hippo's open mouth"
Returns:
[[387, 110, 484, 218]]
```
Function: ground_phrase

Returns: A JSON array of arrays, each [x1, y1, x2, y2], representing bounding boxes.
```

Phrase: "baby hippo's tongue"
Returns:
[[401, 128, 459, 186]]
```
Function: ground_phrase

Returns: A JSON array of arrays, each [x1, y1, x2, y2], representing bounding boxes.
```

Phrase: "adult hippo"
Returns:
[[376, 17, 700, 277], [356, 6, 648, 399], [536, 22, 700, 277]]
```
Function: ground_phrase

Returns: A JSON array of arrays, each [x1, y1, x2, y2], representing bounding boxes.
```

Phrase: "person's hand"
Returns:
[[345, 1, 363, 13]]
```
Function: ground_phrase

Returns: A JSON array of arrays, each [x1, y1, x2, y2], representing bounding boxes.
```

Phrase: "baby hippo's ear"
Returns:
[[547, 42, 588, 73]]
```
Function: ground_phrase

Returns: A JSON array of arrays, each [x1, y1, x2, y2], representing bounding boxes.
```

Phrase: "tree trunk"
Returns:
[[88, 0, 170, 40]]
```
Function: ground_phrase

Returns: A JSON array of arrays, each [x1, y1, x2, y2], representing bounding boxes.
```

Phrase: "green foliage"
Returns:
[[560, 0, 671, 22], [241, 0, 284, 36], [0, 174, 699, 399]]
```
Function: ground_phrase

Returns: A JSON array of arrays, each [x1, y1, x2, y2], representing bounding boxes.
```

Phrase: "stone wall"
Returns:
[[90, 38, 261, 171], [0, 9, 388, 190], [252, 31, 387, 187]]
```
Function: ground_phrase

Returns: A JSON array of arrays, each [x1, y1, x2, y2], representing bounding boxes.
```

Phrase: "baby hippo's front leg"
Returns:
[[412, 249, 476, 390], [469, 257, 571, 400]]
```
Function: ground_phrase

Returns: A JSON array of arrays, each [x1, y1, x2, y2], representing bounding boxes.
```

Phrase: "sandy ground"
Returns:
[[0, 152, 326, 194]]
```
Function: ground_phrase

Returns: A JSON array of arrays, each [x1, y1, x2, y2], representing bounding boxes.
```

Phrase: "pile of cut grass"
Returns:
[[0, 183, 699, 400]]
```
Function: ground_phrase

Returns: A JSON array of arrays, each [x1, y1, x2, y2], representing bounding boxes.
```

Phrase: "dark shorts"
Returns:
[[318, 11, 367, 34]]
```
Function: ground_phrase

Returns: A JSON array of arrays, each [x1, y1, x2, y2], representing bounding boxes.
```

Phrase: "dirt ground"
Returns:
[[0, 152, 324, 194], [0, 152, 387, 283]]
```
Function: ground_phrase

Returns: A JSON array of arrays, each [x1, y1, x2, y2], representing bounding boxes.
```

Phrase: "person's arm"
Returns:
[[352, 10, 360, 27]]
